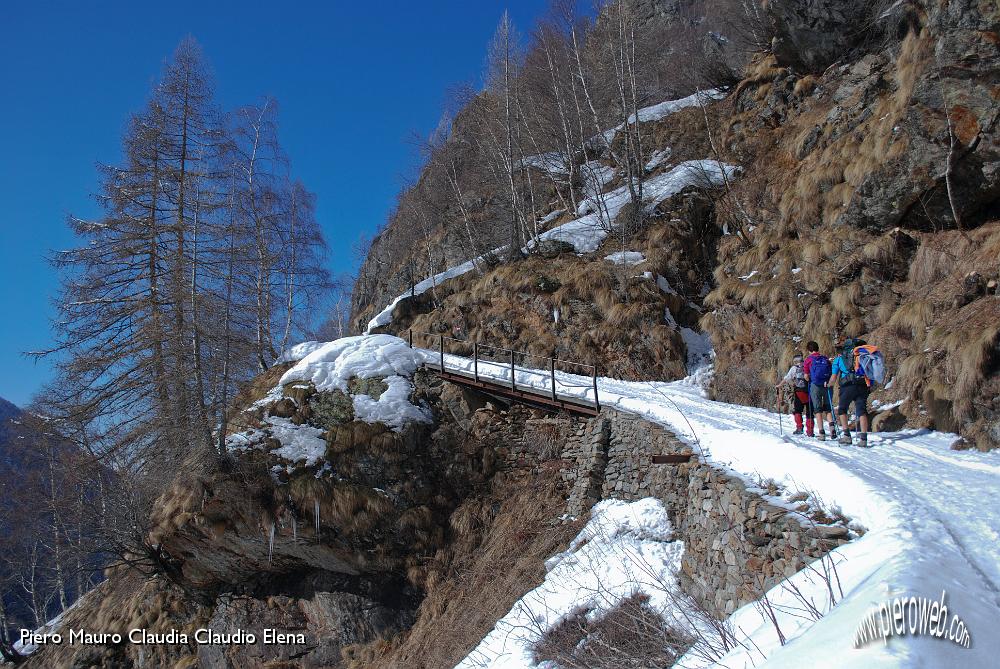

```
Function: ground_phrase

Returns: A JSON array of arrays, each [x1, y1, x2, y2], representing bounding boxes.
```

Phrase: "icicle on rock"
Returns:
[[292, 516, 297, 541], [314, 498, 321, 535], [268, 523, 276, 565]]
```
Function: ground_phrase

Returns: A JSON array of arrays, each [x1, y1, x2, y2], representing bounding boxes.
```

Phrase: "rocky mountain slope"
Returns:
[[12, 1, 999, 667], [703, 0, 1000, 447], [354, 0, 999, 448]]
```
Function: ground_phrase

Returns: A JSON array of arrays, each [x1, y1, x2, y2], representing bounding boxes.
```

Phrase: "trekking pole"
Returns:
[[827, 386, 837, 437], [776, 388, 783, 436]]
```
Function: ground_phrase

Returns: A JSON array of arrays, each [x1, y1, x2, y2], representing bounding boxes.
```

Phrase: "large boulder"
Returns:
[[765, 0, 870, 72], [872, 405, 908, 432], [198, 571, 415, 668]]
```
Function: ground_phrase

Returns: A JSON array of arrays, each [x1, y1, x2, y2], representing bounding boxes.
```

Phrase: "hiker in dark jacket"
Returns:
[[775, 354, 813, 436], [802, 341, 835, 441], [832, 338, 871, 447]]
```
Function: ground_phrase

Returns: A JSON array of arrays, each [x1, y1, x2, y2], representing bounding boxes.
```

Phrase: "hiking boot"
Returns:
[[857, 433, 871, 448], [817, 432, 826, 441], [793, 427, 804, 435], [829, 423, 838, 438], [838, 432, 852, 446]]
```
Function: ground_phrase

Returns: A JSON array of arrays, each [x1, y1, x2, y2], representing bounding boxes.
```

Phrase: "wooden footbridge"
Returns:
[[407, 330, 601, 417]]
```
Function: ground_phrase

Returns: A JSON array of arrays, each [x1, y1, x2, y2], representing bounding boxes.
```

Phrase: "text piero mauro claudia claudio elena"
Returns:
[[20, 627, 305, 646]]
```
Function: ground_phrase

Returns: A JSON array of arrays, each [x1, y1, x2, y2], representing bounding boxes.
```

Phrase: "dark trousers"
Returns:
[[838, 383, 869, 419]]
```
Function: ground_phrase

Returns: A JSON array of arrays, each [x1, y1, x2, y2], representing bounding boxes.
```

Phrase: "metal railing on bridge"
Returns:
[[407, 330, 600, 415]]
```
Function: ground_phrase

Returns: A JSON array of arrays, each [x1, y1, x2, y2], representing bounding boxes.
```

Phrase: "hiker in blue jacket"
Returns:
[[832, 338, 872, 447]]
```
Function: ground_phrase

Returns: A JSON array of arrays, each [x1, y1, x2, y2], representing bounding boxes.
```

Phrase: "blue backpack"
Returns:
[[809, 354, 832, 386]]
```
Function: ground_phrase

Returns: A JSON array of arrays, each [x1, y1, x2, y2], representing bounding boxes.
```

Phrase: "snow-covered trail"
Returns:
[[419, 349, 1000, 667]]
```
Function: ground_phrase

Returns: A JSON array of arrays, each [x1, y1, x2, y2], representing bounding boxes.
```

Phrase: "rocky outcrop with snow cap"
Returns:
[[278, 335, 432, 431]]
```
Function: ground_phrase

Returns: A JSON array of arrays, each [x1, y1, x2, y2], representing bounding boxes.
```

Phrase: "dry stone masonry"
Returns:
[[514, 409, 852, 617]]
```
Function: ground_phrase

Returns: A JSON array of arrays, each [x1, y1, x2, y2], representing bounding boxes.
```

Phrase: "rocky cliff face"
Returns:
[[705, 0, 999, 447]]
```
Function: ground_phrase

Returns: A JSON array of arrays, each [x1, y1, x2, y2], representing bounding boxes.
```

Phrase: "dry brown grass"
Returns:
[[533, 593, 692, 668], [642, 103, 721, 166], [350, 469, 582, 669], [219, 361, 296, 434], [907, 242, 958, 286], [286, 474, 335, 514], [702, 307, 789, 406], [731, 54, 785, 102], [793, 74, 818, 97], [404, 249, 691, 383], [862, 234, 897, 266], [830, 283, 862, 318], [887, 299, 934, 341], [327, 484, 395, 535], [330, 420, 403, 455], [755, 30, 930, 235], [23, 571, 210, 669], [952, 326, 1000, 410]]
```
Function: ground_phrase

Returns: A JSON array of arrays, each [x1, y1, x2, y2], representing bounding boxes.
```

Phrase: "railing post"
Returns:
[[510, 350, 516, 391], [593, 366, 600, 412], [550, 357, 557, 401], [439, 335, 444, 372], [474, 341, 479, 382], [408, 329, 413, 348]]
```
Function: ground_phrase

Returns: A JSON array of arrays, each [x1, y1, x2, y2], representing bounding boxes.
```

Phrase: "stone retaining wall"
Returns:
[[544, 409, 850, 617]]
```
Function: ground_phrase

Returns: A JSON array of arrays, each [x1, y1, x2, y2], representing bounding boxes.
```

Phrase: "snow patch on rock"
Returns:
[[604, 251, 646, 265], [265, 417, 327, 467], [274, 340, 326, 364], [281, 335, 421, 392], [629, 89, 726, 124], [680, 327, 714, 377], [534, 160, 739, 254], [352, 374, 434, 431], [646, 147, 672, 171]]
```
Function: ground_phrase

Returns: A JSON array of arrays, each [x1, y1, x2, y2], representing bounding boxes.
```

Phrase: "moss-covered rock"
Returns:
[[536, 275, 561, 293], [308, 389, 355, 427], [348, 376, 389, 401], [536, 239, 577, 258]]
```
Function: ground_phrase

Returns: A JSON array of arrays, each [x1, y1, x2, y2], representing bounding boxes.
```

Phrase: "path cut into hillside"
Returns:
[[417, 347, 1000, 668]]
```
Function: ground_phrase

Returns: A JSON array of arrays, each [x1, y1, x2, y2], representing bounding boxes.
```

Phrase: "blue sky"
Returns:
[[0, 0, 550, 407]]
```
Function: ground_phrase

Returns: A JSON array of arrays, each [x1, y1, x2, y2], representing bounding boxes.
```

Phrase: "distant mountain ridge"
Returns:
[[0, 395, 23, 470], [0, 395, 20, 426]]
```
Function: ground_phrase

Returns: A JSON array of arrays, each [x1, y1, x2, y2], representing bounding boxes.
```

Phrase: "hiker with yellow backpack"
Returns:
[[831, 338, 886, 447]]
